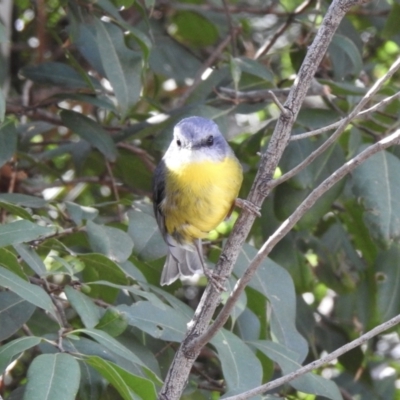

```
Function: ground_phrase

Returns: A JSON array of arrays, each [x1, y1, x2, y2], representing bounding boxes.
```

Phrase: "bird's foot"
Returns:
[[235, 198, 261, 217], [203, 268, 227, 292]]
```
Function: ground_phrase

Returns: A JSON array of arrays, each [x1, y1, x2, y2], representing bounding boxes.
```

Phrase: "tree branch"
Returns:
[[158, 0, 365, 398], [223, 313, 400, 400]]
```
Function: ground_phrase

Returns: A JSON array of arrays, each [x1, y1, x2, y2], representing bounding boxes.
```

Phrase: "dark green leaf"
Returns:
[[0, 220, 54, 248], [86, 221, 133, 263], [0, 248, 26, 279], [234, 244, 308, 360], [128, 209, 166, 261], [60, 110, 117, 161], [20, 62, 102, 90], [65, 201, 98, 225], [14, 243, 46, 276], [211, 329, 262, 397], [64, 286, 101, 329], [94, 19, 142, 116], [0, 119, 17, 168], [0, 200, 33, 220], [0, 292, 35, 341], [95, 307, 128, 337], [0, 266, 57, 319], [351, 148, 400, 245], [233, 57, 274, 82], [85, 356, 157, 400], [0, 337, 42, 374], [0, 193, 47, 208], [382, 3, 400, 38], [24, 353, 80, 400], [251, 340, 343, 400], [117, 301, 188, 342]]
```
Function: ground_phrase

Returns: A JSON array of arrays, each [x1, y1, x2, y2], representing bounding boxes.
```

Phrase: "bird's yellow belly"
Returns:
[[161, 157, 243, 244]]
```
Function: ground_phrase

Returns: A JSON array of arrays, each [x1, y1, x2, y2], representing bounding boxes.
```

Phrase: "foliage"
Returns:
[[0, 0, 400, 399]]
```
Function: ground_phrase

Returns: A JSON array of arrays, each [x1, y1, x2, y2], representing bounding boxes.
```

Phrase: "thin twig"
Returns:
[[271, 56, 400, 189], [105, 159, 123, 222], [195, 128, 400, 348], [221, 0, 237, 57], [223, 313, 400, 400]]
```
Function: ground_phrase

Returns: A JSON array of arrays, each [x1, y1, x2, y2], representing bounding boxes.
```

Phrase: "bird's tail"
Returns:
[[160, 238, 203, 285]]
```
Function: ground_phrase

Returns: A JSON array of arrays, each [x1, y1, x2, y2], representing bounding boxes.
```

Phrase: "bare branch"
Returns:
[[271, 56, 400, 189], [224, 312, 400, 400], [196, 128, 400, 346]]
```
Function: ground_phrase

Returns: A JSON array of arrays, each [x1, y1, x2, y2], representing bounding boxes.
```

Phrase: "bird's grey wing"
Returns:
[[152, 159, 167, 237]]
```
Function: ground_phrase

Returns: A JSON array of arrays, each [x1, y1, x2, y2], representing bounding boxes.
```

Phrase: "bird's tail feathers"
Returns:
[[160, 238, 203, 285]]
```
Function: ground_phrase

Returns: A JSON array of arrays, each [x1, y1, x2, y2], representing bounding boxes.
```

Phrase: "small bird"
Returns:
[[153, 116, 244, 286]]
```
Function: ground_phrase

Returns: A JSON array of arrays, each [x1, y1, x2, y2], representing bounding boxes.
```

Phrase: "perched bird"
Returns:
[[153, 116, 244, 286]]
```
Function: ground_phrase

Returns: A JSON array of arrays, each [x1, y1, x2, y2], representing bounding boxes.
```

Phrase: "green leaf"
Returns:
[[328, 34, 362, 79], [0, 247, 26, 279], [376, 244, 400, 322], [221, 276, 247, 326], [127, 209, 166, 261], [69, 328, 145, 368], [0, 193, 47, 208], [233, 57, 274, 82], [14, 243, 47, 276], [86, 221, 134, 263], [60, 110, 117, 162], [24, 353, 81, 400], [382, 3, 400, 38], [351, 148, 400, 245], [0, 200, 33, 220], [85, 356, 157, 400], [94, 19, 142, 117], [0, 336, 42, 374], [65, 202, 98, 225], [78, 253, 128, 285], [117, 301, 188, 342], [0, 220, 54, 248], [0, 266, 57, 319], [0, 292, 35, 341], [251, 341, 343, 400], [64, 286, 101, 329], [234, 244, 308, 360], [0, 20, 7, 42], [95, 307, 128, 337], [0, 119, 18, 168], [211, 329, 262, 397], [20, 62, 102, 90], [0, 90, 4, 123]]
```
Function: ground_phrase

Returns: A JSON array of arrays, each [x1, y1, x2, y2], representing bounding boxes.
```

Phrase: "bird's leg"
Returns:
[[234, 198, 261, 217], [193, 240, 226, 292]]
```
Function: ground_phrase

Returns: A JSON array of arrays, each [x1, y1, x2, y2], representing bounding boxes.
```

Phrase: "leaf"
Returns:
[[0, 90, 4, 123], [382, 3, 400, 38], [351, 148, 400, 245], [64, 286, 101, 329], [24, 353, 81, 400], [0, 337, 42, 374], [95, 307, 128, 337], [221, 276, 247, 326], [233, 57, 274, 82], [234, 244, 308, 361], [69, 328, 145, 368], [60, 110, 117, 162], [0, 200, 33, 220], [376, 244, 400, 322], [0, 247, 26, 279], [0, 20, 7, 42], [86, 221, 134, 263], [0, 292, 35, 341], [251, 341, 343, 400], [94, 19, 142, 117], [78, 253, 128, 285], [0, 266, 57, 319], [0, 220, 54, 248], [127, 209, 167, 261], [85, 356, 157, 400], [0, 119, 18, 168], [210, 329, 262, 397], [65, 201, 98, 225], [14, 243, 47, 276], [117, 301, 188, 342], [328, 34, 362, 79], [0, 193, 47, 208], [20, 62, 102, 89]]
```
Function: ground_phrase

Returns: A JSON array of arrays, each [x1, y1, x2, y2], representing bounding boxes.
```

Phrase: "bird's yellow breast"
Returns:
[[161, 156, 243, 244]]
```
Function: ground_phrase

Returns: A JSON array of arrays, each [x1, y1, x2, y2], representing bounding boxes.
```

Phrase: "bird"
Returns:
[[153, 116, 244, 286]]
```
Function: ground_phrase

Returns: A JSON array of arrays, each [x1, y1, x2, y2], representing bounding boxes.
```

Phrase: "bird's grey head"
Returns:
[[167, 116, 232, 162]]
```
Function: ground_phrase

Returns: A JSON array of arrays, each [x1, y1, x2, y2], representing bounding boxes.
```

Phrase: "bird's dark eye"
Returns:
[[206, 136, 214, 146], [176, 139, 181, 147]]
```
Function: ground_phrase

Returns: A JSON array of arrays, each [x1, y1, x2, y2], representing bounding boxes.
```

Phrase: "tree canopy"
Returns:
[[1, 0, 400, 399]]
